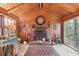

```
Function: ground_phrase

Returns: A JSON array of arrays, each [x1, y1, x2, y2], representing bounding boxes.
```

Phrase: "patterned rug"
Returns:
[[24, 44, 53, 56], [29, 41, 51, 45]]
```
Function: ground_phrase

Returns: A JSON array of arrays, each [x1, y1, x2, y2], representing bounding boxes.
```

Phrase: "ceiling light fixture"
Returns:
[[39, 3, 43, 9]]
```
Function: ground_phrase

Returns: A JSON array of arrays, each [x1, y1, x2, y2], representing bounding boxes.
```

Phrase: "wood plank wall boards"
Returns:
[[16, 18, 20, 37], [1, 3, 79, 43], [1, 3, 79, 24]]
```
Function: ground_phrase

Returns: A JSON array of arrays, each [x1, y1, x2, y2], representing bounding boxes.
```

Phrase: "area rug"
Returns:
[[24, 45, 53, 56]]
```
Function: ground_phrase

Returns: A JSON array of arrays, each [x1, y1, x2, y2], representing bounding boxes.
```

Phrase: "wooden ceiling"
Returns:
[[0, 3, 79, 24]]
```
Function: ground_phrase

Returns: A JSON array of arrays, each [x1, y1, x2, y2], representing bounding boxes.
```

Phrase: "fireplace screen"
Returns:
[[34, 27, 48, 41]]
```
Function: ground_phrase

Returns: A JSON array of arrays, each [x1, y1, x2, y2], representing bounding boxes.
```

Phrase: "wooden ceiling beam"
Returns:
[[61, 10, 79, 21], [0, 7, 19, 19], [7, 3, 24, 12]]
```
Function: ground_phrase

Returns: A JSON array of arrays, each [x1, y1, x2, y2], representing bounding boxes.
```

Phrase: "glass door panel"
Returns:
[[64, 18, 76, 49], [76, 16, 79, 50]]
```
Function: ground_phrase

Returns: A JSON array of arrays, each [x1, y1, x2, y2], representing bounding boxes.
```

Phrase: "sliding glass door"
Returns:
[[64, 18, 76, 49], [64, 16, 79, 52], [76, 17, 79, 50]]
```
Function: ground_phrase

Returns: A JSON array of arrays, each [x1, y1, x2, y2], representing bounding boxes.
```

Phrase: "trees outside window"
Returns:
[[64, 16, 79, 52]]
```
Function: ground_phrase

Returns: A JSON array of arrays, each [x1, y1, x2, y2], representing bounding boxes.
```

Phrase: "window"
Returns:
[[8, 18, 12, 25], [4, 17, 8, 26], [0, 16, 2, 36], [4, 17, 10, 37], [64, 16, 79, 52], [3, 17, 16, 38], [75, 17, 79, 50]]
